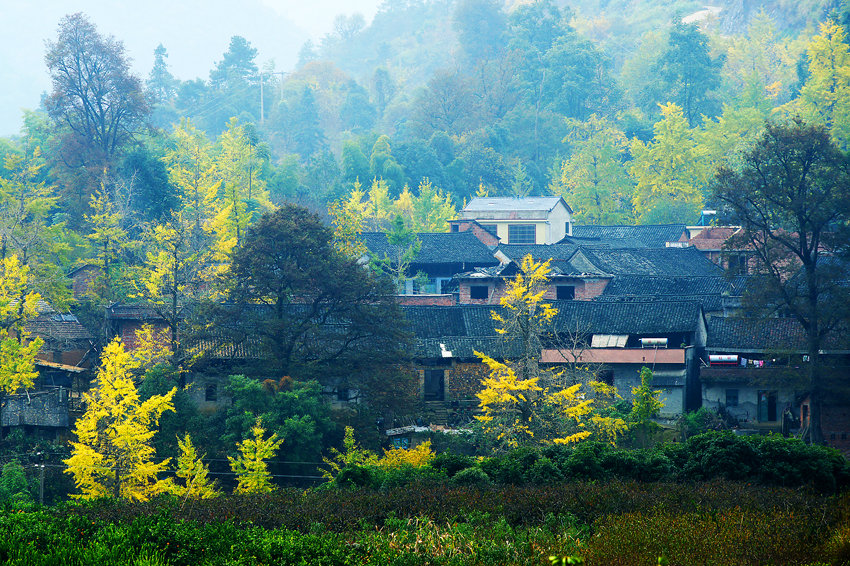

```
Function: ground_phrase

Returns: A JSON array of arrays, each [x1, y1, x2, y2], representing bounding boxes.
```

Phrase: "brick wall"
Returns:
[[459, 278, 610, 304], [449, 362, 489, 402], [70, 266, 100, 299], [449, 220, 500, 247]]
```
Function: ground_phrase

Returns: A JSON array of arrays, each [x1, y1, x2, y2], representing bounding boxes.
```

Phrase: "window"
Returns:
[[758, 390, 777, 422], [470, 285, 488, 300], [205, 384, 217, 402], [508, 224, 535, 244], [337, 387, 350, 402], [479, 224, 498, 237], [424, 369, 445, 401], [725, 388, 739, 407], [556, 285, 575, 300], [451, 224, 459, 232]]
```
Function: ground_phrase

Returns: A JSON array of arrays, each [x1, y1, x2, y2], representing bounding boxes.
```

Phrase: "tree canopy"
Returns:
[[713, 117, 850, 444], [200, 204, 412, 396]]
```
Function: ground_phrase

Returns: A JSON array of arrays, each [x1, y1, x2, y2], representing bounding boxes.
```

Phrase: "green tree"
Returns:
[[222, 375, 335, 464], [453, 0, 507, 65], [722, 12, 797, 104], [655, 22, 723, 125], [0, 461, 31, 505], [340, 140, 370, 186], [210, 36, 258, 90], [44, 13, 149, 169], [794, 20, 850, 147], [628, 367, 664, 447], [713, 118, 850, 445], [551, 115, 635, 224], [629, 103, 710, 224], [291, 86, 326, 160], [0, 255, 44, 394], [203, 205, 411, 393], [147, 43, 177, 104], [371, 214, 422, 293], [369, 135, 405, 195], [64, 338, 176, 500], [210, 118, 273, 254], [228, 419, 282, 494], [0, 151, 72, 308], [133, 212, 212, 367]]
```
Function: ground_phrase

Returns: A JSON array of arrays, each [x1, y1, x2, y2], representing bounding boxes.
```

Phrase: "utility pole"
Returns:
[[258, 71, 288, 126], [37, 451, 44, 506]]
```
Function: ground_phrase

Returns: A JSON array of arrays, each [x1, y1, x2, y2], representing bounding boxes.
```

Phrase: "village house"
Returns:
[[2, 303, 93, 436], [403, 300, 707, 422], [457, 196, 573, 244], [700, 316, 850, 451]]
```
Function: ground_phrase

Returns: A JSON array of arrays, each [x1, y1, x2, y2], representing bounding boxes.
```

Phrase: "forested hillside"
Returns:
[[3, 0, 850, 257]]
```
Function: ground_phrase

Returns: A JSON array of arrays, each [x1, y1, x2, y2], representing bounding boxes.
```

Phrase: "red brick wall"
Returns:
[[458, 280, 507, 305], [450, 220, 500, 247], [459, 278, 610, 304], [116, 321, 171, 351]]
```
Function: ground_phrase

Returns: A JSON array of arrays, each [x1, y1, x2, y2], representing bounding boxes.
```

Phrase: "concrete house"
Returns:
[[459, 197, 573, 244]]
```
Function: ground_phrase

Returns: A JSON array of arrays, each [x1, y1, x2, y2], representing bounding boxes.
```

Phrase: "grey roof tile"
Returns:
[[569, 224, 689, 247], [707, 317, 849, 352], [578, 247, 723, 277], [362, 232, 499, 266]]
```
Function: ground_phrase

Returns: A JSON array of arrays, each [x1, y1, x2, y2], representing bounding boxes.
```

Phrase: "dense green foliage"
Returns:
[[0, 477, 842, 565], [327, 432, 850, 493]]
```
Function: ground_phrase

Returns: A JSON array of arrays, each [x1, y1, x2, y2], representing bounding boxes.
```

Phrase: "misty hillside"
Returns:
[[4, 0, 850, 231]]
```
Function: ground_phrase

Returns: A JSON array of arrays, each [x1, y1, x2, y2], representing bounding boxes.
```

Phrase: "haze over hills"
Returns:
[[0, 0, 382, 136]]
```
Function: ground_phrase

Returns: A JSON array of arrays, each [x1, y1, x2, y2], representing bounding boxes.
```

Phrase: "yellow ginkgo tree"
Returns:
[[475, 254, 627, 451], [64, 338, 176, 500], [173, 433, 219, 499], [228, 419, 283, 494], [0, 255, 44, 394]]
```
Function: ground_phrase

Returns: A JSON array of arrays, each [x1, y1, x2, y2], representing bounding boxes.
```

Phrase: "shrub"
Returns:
[[430, 451, 476, 477], [451, 467, 491, 487]]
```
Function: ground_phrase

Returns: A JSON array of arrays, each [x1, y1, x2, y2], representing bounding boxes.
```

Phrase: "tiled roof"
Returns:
[[577, 247, 724, 277], [463, 197, 567, 213], [595, 294, 726, 313], [601, 275, 743, 296], [707, 317, 849, 352], [569, 224, 689, 248], [687, 226, 740, 250], [496, 244, 583, 275], [552, 300, 704, 335], [361, 232, 499, 266], [402, 301, 704, 358], [106, 304, 167, 320], [27, 312, 92, 348]]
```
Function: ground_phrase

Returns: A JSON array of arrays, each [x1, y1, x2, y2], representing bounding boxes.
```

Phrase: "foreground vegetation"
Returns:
[[0, 479, 846, 565]]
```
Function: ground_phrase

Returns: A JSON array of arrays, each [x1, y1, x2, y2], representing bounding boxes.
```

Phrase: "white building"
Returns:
[[459, 197, 573, 245]]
